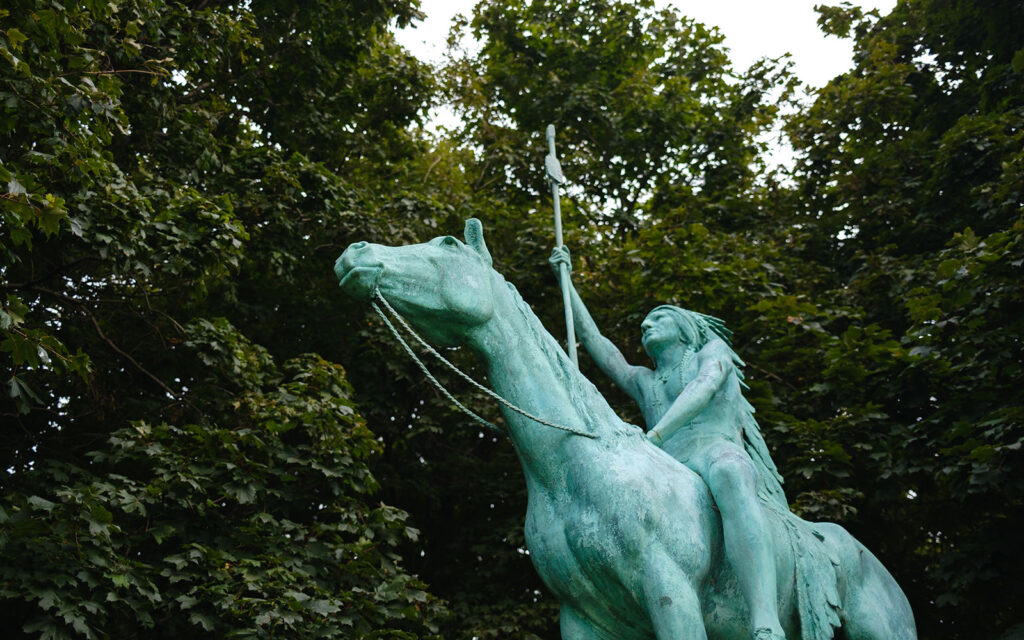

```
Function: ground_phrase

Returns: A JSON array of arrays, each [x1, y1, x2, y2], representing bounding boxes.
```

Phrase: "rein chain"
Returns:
[[371, 289, 596, 440]]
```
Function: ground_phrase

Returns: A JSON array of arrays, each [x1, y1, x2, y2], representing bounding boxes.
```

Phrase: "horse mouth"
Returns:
[[337, 264, 383, 300]]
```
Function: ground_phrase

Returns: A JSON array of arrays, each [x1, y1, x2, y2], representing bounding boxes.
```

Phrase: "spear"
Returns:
[[545, 124, 578, 366]]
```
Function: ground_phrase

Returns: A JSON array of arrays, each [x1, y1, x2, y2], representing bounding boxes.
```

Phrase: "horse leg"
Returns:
[[560, 606, 604, 640], [640, 552, 708, 640], [816, 523, 917, 640]]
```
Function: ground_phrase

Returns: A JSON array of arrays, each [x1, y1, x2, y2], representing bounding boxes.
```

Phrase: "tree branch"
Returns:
[[31, 287, 202, 415]]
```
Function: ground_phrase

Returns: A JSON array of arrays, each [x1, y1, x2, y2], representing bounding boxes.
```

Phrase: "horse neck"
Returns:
[[465, 278, 614, 485]]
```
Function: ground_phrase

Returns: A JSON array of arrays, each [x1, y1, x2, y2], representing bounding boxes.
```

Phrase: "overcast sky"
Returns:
[[396, 0, 897, 89]]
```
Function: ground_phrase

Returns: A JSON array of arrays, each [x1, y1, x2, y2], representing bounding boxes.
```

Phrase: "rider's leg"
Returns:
[[704, 446, 786, 640]]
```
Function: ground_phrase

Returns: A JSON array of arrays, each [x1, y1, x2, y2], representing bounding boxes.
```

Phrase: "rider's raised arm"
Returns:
[[646, 339, 730, 446], [550, 247, 646, 402]]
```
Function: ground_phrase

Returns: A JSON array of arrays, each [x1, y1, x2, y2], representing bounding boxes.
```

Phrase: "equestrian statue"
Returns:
[[334, 218, 917, 640]]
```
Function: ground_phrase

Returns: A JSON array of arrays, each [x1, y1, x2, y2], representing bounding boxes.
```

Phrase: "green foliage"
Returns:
[[1, 0, 446, 637], [0, 0, 434, 424], [789, 0, 1023, 264], [335, 6, 798, 636], [2, 0, 1021, 637], [784, 1, 1024, 635], [893, 219, 1024, 626], [1, 352, 444, 638], [446, 0, 794, 229]]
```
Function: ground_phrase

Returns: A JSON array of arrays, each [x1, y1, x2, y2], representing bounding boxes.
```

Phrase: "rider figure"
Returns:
[[551, 246, 786, 640]]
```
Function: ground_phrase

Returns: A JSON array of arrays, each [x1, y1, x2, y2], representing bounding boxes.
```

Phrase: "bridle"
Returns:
[[370, 288, 597, 440]]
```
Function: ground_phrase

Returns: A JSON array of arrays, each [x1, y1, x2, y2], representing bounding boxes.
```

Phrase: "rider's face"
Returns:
[[641, 310, 681, 353]]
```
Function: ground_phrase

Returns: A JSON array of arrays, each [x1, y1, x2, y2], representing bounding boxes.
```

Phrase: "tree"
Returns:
[[444, 0, 794, 231], [1, 351, 444, 638], [5, 0, 1020, 637], [785, 1, 1024, 636], [2, 0, 447, 636]]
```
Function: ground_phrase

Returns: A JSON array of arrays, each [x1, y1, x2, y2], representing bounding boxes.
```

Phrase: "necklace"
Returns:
[[651, 346, 695, 416]]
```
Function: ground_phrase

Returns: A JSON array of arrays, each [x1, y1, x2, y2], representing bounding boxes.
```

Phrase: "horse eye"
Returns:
[[441, 236, 459, 247]]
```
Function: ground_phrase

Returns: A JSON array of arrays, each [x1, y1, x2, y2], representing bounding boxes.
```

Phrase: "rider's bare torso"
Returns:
[[634, 338, 746, 469]]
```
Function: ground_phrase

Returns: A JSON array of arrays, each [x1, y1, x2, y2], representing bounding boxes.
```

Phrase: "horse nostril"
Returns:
[[338, 241, 371, 269]]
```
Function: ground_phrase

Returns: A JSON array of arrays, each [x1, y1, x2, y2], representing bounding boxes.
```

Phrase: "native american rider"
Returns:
[[551, 246, 788, 640]]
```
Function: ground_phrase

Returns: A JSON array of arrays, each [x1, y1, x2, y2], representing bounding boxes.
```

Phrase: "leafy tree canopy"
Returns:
[[2, 0, 1022, 639]]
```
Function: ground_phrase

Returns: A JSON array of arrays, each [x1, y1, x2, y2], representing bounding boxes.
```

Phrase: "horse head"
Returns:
[[335, 219, 497, 347]]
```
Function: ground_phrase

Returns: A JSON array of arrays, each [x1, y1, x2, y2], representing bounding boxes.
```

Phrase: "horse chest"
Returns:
[[524, 491, 647, 611]]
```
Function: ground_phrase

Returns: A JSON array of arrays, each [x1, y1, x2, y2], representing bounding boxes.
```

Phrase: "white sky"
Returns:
[[397, 0, 896, 88]]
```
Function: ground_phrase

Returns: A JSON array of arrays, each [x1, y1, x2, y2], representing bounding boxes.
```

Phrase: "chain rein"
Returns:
[[370, 289, 596, 440]]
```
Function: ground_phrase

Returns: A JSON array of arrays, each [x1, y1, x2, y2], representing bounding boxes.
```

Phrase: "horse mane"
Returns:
[[501, 279, 630, 435]]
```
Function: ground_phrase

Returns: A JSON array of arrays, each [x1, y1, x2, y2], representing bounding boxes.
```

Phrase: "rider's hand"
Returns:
[[549, 246, 572, 279]]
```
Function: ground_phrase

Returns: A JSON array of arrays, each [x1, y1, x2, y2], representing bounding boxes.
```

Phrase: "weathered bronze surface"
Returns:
[[335, 219, 917, 640]]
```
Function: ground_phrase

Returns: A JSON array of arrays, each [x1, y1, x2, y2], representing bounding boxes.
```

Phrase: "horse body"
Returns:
[[523, 431, 805, 640], [335, 220, 915, 640], [525, 436, 718, 638]]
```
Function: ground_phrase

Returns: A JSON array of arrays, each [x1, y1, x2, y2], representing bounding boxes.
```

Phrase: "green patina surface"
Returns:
[[335, 219, 917, 640]]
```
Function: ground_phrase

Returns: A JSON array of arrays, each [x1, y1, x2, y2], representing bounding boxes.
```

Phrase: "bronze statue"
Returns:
[[336, 219, 917, 640]]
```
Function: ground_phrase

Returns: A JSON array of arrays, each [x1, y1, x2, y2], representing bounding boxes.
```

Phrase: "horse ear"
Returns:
[[464, 218, 493, 266]]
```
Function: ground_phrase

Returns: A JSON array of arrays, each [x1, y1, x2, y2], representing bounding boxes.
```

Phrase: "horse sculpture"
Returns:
[[335, 219, 916, 640]]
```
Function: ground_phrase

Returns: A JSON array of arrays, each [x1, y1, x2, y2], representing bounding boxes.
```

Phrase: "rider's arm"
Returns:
[[646, 340, 730, 447], [551, 248, 646, 402]]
